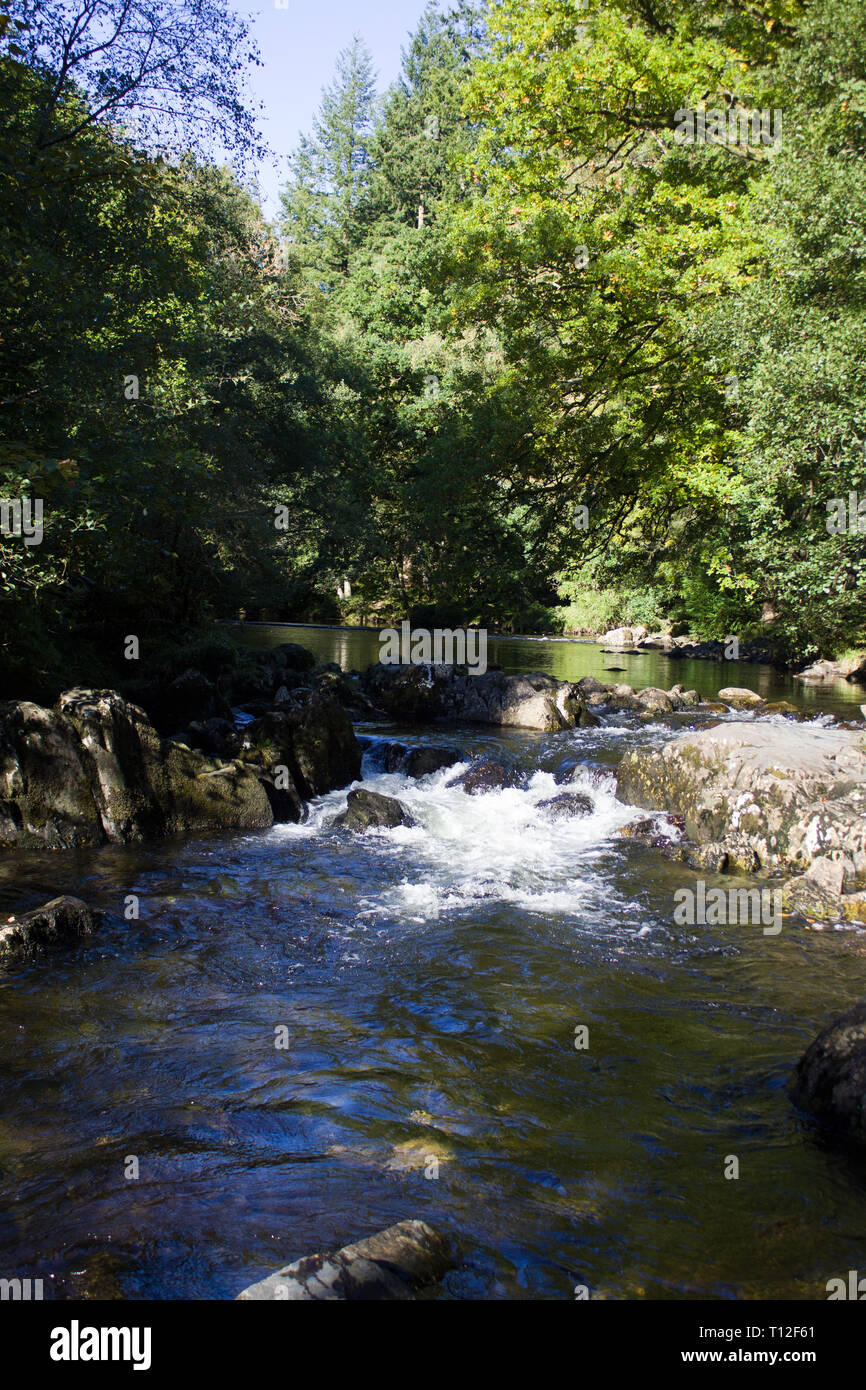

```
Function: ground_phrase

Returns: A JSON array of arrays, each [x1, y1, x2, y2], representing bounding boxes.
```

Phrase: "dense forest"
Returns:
[[2, 0, 866, 699]]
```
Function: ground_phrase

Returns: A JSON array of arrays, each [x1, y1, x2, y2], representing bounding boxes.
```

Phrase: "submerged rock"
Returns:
[[334, 788, 416, 829], [364, 741, 461, 778], [0, 896, 97, 965], [790, 1002, 866, 1141], [382, 741, 411, 772], [537, 792, 594, 820], [617, 816, 658, 840], [617, 815, 683, 850], [779, 855, 866, 922], [762, 701, 802, 719], [401, 745, 463, 778], [235, 1219, 456, 1301], [447, 757, 525, 795]]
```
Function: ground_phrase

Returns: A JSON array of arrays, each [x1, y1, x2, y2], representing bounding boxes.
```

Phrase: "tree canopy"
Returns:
[[2, 0, 865, 694]]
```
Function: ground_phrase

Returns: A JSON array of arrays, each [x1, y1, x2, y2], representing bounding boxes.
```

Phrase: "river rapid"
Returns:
[[1, 628, 865, 1300]]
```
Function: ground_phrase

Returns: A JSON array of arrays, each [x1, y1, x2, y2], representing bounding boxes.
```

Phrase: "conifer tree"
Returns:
[[280, 34, 377, 278]]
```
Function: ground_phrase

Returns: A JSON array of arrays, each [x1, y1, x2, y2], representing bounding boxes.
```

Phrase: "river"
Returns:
[[0, 626, 864, 1300], [227, 622, 864, 717]]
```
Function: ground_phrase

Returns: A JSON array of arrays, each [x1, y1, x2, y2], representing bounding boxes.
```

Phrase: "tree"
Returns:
[[280, 35, 377, 277], [367, 1, 483, 230], [697, 0, 866, 657], [0, 0, 264, 161]]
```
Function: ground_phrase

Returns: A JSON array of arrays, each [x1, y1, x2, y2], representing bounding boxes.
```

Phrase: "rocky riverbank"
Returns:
[[357, 661, 806, 729], [600, 625, 779, 665], [617, 721, 866, 922], [0, 647, 363, 850], [599, 626, 866, 685]]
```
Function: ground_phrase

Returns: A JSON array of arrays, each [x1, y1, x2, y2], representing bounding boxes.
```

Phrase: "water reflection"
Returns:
[[224, 623, 863, 716]]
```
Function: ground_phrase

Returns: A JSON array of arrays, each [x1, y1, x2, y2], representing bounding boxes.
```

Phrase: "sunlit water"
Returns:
[[227, 621, 866, 717], [1, 633, 865, 1300]]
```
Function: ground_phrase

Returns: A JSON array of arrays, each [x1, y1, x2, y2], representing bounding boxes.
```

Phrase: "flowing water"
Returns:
[[1, 629, 865, 1301]]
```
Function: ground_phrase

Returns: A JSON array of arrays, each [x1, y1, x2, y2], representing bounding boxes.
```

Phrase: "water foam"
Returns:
[[273, 759, 657, 925]]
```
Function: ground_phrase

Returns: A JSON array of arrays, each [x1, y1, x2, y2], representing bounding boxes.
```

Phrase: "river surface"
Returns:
[[227, 622, 865, 718], [1, 627, 865, 1300]]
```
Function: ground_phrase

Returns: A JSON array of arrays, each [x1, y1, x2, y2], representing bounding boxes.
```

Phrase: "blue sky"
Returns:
[[229, 0, 435, 221]]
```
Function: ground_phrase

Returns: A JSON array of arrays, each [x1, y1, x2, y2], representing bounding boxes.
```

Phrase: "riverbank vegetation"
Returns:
[[2, 0, 866, 698]]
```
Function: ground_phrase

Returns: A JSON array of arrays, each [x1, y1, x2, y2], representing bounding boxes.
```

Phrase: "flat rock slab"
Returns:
[[617, 721, 866, 875], [235, 1220, 455, 1300]]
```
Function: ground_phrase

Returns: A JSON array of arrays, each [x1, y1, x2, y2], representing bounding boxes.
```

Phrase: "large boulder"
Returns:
[[617, 722, 866, 877], [0, 896, 98, 965], [575, 675, 609, 697], [270, 642, 317, 673], [243, 692, 362, 799], [0, 689, 272, 848], [400, 745, 463, 778], [635, 687, 674, 713], [789, 1002, 866, 1141], [334, 788, 416, 830], [360, 664, 589, 732], [59, 689, 272, 840], [0, 700, 103, 847], [235, 1220, 456, 1301], [717, 686, 764, 710], [601, 627, 645, 647]]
